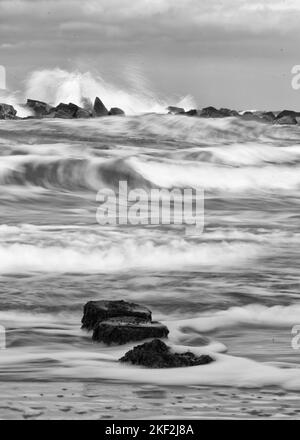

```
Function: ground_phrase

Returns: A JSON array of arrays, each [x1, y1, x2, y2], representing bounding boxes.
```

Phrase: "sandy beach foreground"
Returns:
[[0, 381, 300, 420]]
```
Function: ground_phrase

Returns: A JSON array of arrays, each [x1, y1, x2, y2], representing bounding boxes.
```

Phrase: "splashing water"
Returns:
[[24, 68, 196, 115]]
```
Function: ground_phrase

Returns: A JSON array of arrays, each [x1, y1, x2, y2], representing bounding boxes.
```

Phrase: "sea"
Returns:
[[0, 70, 300, 419]]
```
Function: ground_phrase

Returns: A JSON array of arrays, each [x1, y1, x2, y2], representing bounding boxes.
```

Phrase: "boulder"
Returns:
[[92, 318, 169, 345], [219, 108, 239, 117], [108, 107, 125, 116], [76, 108, 91, 119], [275, 110, 300, 120], [120, 339, 214, 368], [26, 99, 54, 117], [199, 106, 222, 118], [81, 300, 152, 331], [167, 106, 185, 115], [273, 115, 298, 125], [0, 103, 17, 119], [93, 97, 109, 117], [184, 109, 198, 116], [260, 111, 276, 123], [54, 102, 79, 118], [240, 111, 262, 122]]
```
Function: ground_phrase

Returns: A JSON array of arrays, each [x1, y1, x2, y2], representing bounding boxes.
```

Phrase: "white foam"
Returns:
[[131, 157, 300, 192], [167, 304, 300, 334], [25, 68, 194, 116], [0, 239, 261, 273]]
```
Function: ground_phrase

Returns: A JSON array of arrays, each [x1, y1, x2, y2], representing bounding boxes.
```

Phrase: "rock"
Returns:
[[273, 115, 298, 125], [275, 110, 300, 120], [81, 300, 152, 331], [76, 108, 91, 119], [120, 339, 214, 368], [184, 109, 198, 116], [167, 106, 185, 115], [219, 108, 239, 117], [108, 107, 125, 116], [92, 319, 169, 345], [26, 99, 54, 117], [93, 97, 109, 117], [260, 111, 276, 122], [199, 106, 222, 118], [240, 111, 262, 122], [54, 102, 79, 118], [0, 103, 17, 119]]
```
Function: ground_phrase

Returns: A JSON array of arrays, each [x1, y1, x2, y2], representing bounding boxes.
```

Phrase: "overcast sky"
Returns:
[[1, 0, 300, 109]]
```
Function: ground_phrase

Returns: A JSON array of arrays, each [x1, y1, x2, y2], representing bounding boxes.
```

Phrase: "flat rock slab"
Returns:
[[81, 300, 152, 331], [92, 319, 169, 345], [120, 339, 214, 368]]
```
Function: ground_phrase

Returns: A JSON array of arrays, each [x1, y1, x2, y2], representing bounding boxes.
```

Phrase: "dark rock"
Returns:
[[93, 97, 109, 117], [93, 319, 169, 345], [240, 111, 262, 122], [76, 108, 91, 119], [199, 106, 222, 118], [0, 103, 17, 119], [108, 107, 125, 116], [54, 102, 79, 118], [120, 339, 214, 368], [275, 110, 300, 119], [26, 99, 54, 117], [184, 109, 198, 116], [167, 106, 185, 115], [219, 108, 239, 117], [273, 115, 298, 125], [260, 111, 276, 122], [81, 300, 152, 331]]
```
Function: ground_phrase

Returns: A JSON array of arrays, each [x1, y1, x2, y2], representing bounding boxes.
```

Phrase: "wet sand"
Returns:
[[1, 381, 300, 419]]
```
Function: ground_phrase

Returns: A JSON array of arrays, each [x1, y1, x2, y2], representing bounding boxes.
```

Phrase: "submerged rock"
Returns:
[[167, 106, 185, 115], [93, 97, 109, 117], [82, 300, 152, 331], [274, 115, 298, 125], [120, 339, 214, 368], [26, 99, 54, 117], [93, 318, 169, 345], [0, 103, 17, 119], [108, 107, 125, 116]]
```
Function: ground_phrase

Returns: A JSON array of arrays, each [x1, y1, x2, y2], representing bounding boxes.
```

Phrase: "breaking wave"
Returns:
[[24, 68, 195, 115]]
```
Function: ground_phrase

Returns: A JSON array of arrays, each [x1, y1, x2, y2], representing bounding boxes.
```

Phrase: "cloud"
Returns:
[[1, 0, 300, 48], [1, 0, 300, 111]]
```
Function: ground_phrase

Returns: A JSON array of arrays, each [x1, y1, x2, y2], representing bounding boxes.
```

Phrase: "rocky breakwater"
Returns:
[[0, 96, 125, 120], [168, 105, 300, 125]]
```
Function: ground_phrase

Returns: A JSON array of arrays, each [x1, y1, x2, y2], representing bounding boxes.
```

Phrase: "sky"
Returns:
[[1, 0, 300, 109]]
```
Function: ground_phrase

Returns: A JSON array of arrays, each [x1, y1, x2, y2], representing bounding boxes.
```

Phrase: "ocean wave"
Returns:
[[167, 304, 300, 334], [0, 239, 261, 274], [0, 151, 300, 193], [25, 68, 195, 115], [131, 157, 300, 192]]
